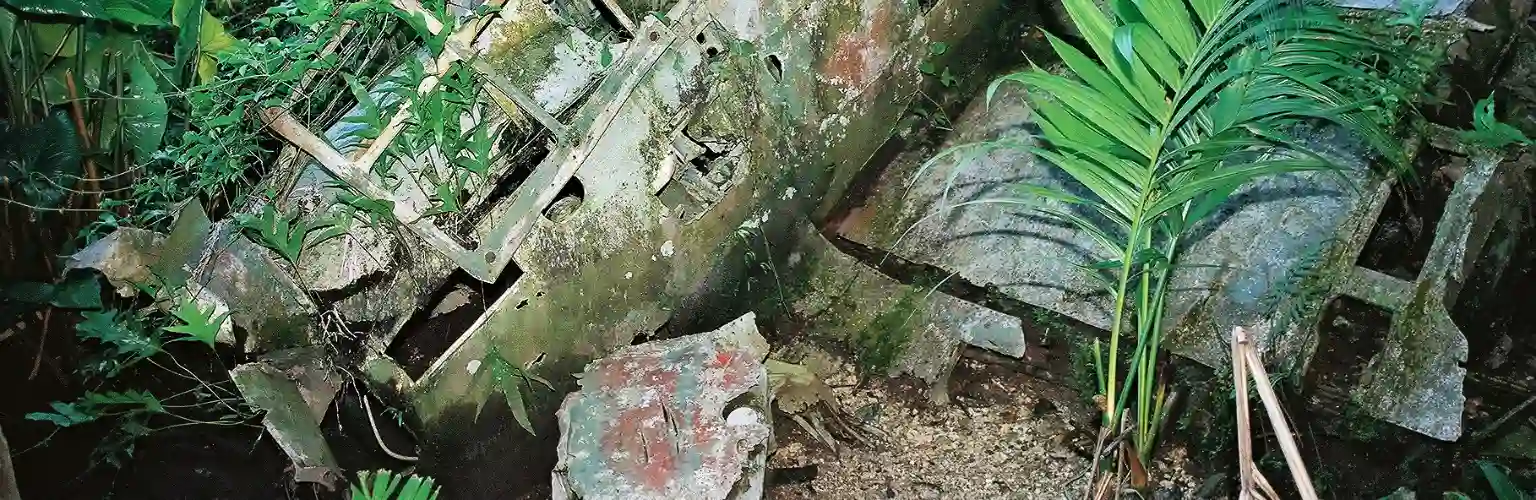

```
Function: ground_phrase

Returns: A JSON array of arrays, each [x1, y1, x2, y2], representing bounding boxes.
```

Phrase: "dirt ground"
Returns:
[[764, 355, 1199, 499]]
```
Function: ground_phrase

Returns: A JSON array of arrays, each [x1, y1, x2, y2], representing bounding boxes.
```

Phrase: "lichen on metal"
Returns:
[[230, 355, 342, 488], [551, 313, 771, 500], [837, 83, 1382, 369], [786, 221, 1026, 402], [153, 0, 1024, 490], [66, 201, 319, 354], [259, 0, 593, 283], [1350, 152, 1530, 441], [64, 227, 165, 297]]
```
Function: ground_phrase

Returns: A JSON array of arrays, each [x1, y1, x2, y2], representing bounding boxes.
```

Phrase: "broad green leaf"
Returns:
[[0, 9, 16, 57], [336, 188, 397, 226], [101, 0, 171, 25], [1134, 0, 1198, 62], [120, 44, 169, 163], [1008, 72, 1156, 157], [1126, 23, 1183, 90], [6, 0, 104, 19], [350, 470, 438, 500], [1059, 0, 1117, 73], [84, 390, 165, 413], [171, 0, 205, 85], [76, 309, 160, 364], [1189, 0, 1221, 28], [1390, 0, 1434, 27], [26, 401, 97, 427], [0, 276, 102, 309], [1041, 33, 1146, 122], [1461, 94, 1531, 148], [41, 43, 105, 103], [487, 351, 535, 434], [162, 296, 226, 347], [1033, 147, 1137, 217], [483, 346, 550, 435], [1149, 158, 1330, 218], [195, 10, 233, 83], [1031, 93, 1116, 150], [30, 22, 81, 57], [51, 276, 105, 309], [301, 216, 350, 252], [1479, 462, 1527, 500]]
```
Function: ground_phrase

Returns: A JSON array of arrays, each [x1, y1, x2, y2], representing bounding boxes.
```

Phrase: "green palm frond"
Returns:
[[350, 470, 440, 500], [973, 0, 1403, 461]]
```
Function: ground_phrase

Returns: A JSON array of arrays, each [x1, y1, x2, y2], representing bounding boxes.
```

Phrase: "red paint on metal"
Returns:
[[601, 406, 680, 492], [821, 0, 897, 93], [585, 341, 764, 494]]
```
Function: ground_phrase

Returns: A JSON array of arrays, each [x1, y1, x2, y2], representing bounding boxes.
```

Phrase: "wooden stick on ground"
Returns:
[[1233, 326, 1319, 500], [1233, 328, 1257, 499]]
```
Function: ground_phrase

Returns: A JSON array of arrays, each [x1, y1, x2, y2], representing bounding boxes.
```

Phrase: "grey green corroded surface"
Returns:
[[230, 361, 339, 484], [837, 82, 1379, 369], [786, 221, 1025, 402], [394, 0, 1012, 493], [407, 0, 1006, 422], [186, 222, 320, 353], [63, 227, 165, 297], [1352, 152, 1530, 441]]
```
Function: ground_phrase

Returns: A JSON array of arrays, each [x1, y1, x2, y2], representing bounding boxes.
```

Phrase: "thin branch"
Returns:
[[28, 309, 51, 381], [0, 197, 106, 213]]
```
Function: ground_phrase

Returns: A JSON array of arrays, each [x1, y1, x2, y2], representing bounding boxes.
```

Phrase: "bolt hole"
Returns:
[[649, 31, 659, 41], [765, 54, 783, 82], [542, 177, 585, 223]]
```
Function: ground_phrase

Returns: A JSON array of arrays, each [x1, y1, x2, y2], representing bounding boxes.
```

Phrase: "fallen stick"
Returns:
[[1233, 326, 1318, 500]]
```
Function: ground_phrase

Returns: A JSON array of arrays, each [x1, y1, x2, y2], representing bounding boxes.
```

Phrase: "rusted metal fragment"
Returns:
[[64, 227, 167, 297], [258, 346, 344, 422], [293, 215, 396, 293], [64, 201, 317, 353], [184, 221, 319, 353], [231, 361, 341, 488], [410, 2, 727, 420], [1351, 152, 1530, 441], [791, 222, 1025, 402], [326, 238, 455, 351], [551, 313, 771, 500], [156, 200, 217, 286]]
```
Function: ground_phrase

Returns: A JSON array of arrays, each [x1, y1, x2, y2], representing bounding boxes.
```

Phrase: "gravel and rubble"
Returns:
[[765, 356, 1199, 499]]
